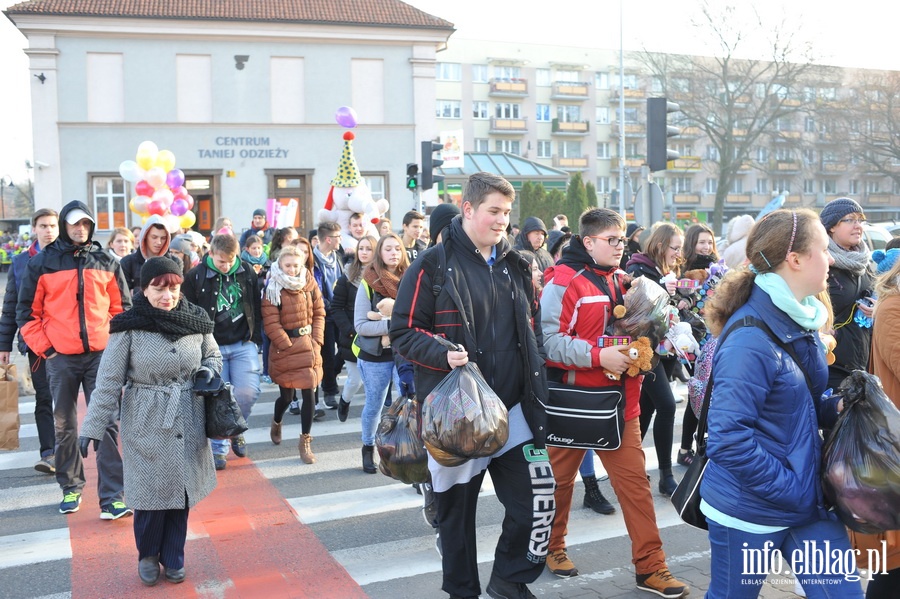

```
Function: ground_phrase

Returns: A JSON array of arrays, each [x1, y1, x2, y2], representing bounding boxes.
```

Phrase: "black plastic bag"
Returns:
[[422, 361, 509, 467], [203, 383, 248, 440], [376, 397, 428, 484], [822, 370, 900, 533]]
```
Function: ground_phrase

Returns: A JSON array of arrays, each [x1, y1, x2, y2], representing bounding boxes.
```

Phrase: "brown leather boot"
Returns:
[[270, 420, 282, 445], [299, 433, 316, 464]]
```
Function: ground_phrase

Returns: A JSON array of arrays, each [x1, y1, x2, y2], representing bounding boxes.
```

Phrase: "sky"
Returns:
[[1, 0, 899, 183]]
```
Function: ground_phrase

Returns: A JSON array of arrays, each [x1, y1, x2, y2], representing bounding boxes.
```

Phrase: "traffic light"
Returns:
[[406, 163, 418, 190], [420, 140, 444, 191], [647, 97, 680, 172]]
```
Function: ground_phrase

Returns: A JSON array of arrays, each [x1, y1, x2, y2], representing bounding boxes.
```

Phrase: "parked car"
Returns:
[[870, 220, 900, 238], [863, 223, 893, 251]]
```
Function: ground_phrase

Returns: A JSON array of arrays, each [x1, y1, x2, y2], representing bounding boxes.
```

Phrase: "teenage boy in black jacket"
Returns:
[[391, 172, 554, 599]]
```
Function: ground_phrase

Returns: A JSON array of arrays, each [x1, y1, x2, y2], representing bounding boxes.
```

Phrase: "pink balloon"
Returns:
[[130, 195, 151, 214], [335, 106, 358, 128], [173, 185, 188, 200], [171, 198, 189, 217], [185, 195, 195, 210], [166, 169, 185, 189], [147, 199, 166, 216], [152, 188, 174, 208], [146, 167, 167, 189], [135, 180, 154, 197]]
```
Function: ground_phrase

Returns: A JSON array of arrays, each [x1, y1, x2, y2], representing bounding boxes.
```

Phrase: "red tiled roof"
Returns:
[[4, 0, 454, 29]]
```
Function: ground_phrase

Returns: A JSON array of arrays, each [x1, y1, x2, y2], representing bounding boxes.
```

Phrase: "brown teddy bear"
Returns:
[[367, 297, 395, 348], [603, 336, 655, 380]]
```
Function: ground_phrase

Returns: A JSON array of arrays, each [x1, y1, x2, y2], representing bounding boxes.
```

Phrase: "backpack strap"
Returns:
[[424, 243, 446, 297]]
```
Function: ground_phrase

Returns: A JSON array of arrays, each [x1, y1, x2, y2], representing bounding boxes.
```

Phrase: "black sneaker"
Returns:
[[337, 397, 350, 422], [324, 394, 338, 409], [288, 400, 301, 415], [422, 483, 438, 528], [231, 435, 247, 458], [485, 572, 536, 599], [677, 449, 695, 467], [434, 530, 442, 557], [314, 408, 325, 421]]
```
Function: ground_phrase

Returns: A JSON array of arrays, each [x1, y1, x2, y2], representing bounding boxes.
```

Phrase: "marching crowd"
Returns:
[[0, 176, 897, 598]]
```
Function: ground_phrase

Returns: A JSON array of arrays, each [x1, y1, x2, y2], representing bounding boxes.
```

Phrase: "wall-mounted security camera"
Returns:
[[34, 160, 49, 169], [234, 55, 249, 70]]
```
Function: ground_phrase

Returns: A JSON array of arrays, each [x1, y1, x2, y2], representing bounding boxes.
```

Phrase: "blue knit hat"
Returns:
[[819, 197, 865, 230], [872, 248, 900, 275]]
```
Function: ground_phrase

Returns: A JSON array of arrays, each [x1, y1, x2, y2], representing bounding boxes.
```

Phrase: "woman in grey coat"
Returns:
[[81, 257, 222, 587]]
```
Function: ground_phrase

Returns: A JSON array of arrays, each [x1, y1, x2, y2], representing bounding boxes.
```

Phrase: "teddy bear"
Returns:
[[317, 131, 390, 253], [367, 297, 395, 348], [663, 321, 700, 361], [603, 336, 655, 380]]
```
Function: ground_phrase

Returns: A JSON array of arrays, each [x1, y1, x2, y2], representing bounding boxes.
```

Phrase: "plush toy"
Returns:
[[317, 131, 390, 253], [820, 332, 837, 365], [603, 336, 655, 380], [664, 321, 700, 361], [367, 297, 395, 348]]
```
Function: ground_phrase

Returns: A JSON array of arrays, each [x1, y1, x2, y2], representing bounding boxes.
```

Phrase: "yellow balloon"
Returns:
[[155, 150, 176, 172], [141, 215, 150, 225], [137, 148, 157, 171], [179, 211, 197, 229]]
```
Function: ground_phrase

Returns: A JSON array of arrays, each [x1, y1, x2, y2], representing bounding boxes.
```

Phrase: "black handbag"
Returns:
[[540, 382, 625, 450], [198, 374, 249, 440]]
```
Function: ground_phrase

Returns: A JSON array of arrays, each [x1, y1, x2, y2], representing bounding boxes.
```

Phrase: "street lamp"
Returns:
[[0, 175, 12, 220]]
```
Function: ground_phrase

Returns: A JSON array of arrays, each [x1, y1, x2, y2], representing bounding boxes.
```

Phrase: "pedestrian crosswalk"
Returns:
[[0, 368, 723, 598]]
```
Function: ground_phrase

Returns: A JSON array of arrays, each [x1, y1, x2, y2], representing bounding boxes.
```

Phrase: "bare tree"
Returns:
[[636, 2, 837, 232]]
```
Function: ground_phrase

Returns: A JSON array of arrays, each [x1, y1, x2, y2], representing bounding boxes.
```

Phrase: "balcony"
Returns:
[[611, 122, 644, 138], [610, 157, 645, 170], [490, 117, 528, 134], [610, 88, 645, 102], [774, 130, 803, 141], [680, 126, 703, 138], [773, 160, 802, 172], [669, 156, 702, 171], [725, 193, 753, 204], [674, 193, 701, 204], [553, 155, 589, 170], [551, 119, 589, 135], [867, 193, 895, 205], [489, 78, 528, 97], [819, 162, 847, 174], [551, 81, 590, 100]]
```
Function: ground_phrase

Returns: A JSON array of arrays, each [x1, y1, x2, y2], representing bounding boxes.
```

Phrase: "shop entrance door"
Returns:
[[266, 169, 313, 235], [183, 173, 220, 237]]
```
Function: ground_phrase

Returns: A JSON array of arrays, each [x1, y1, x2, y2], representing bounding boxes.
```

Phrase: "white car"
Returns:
[[863, 223, 893, 251]]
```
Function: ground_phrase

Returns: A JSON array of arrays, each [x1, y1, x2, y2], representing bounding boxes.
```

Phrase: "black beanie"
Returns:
[[428, 204, 461, 247], [141, 256, 184, 289], [253, 208, 266, 218]]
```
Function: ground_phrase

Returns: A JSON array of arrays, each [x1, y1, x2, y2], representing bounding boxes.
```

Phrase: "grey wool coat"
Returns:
[[82, 329, 223, 510]]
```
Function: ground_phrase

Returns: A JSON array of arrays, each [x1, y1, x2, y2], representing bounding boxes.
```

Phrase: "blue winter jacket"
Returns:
[[700, 286, 841, 527]]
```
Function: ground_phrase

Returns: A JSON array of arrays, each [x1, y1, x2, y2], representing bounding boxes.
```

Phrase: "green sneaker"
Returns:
[[100, 501, 134, 520], [59, 491, 82, 514]]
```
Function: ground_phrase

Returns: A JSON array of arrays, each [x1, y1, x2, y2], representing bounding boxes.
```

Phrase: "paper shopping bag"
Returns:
[[0, 364, 20, 450]]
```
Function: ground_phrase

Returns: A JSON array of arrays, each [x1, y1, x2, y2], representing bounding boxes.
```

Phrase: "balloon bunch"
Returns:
[[119, 141, 196, 232]]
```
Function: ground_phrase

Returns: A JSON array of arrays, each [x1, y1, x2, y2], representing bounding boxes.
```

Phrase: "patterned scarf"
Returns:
[[828, 237, 870, 276], [110, 294, 213, 341], [264, 260, 308, 307], [362, 262, 402, 299]]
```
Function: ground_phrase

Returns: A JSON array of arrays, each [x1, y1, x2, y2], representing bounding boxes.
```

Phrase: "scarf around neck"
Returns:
[[363, 263, 401, 299], [828, 237, 870, 275], [240, 249, 268, 267], [264, 261, 308, 307], [110, 294, 214, 341], [754, 272, 828, 331]]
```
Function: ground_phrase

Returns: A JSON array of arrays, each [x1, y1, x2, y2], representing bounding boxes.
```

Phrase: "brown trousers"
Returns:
[[548, 417, 667, 575]]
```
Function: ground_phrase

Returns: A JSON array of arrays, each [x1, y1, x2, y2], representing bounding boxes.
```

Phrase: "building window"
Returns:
[[436, 62, 461, 81], [596, 176, 610, 193], [557, 105, 582, 122], [176, 55, 212, 122], [473, 101, 489, 119], [536, 69, 552, 87], [595, 72, 609, 89], [730, 179, 743, 193], [472, 64, 488, 83], [474, 138, 489, 152], [803, 179, 815, 194], [362, 174, 386, 201], [705, 179, 718, 194], [92, 175, 128, 231], [597, 142, 610, 159], [271, 57, 305, 123], [673, 177, 692, 193], [773, 179, 791, 193], [559, 141, 582, 158], [86, 53, 124, 123], [804, 116, 816, 133], [650, 76, 664, 94], [596, 107, 609, 124], [493, 66, 521, 80], [706, 145, 720, 160], [866, 180, 880, 194], [848, 180, 858, 194], [495, 103, 521, 118], [436, 100, 461, 119], [802, 149, 815, 164], [674, 142, 692, 157], [756, 179, 769, 194], [821, 179, 837, 194], [554, 69, 580, 83], [625, 142, 639, 157], [623, 108, 638, 123], [537, 141, 552, 158], [352, 59, 384, 124], [496, 139, 521, 155], [536, 104, 551, 122], [757, 147, 769, 162], [774, 147, 793, 161]]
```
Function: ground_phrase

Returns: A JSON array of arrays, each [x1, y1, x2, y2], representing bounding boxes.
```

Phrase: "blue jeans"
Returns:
[[706, 516, 864, 599], [358, 358, 393, 446], [211, 341, 261, 456], [578, 451, 595, 477]]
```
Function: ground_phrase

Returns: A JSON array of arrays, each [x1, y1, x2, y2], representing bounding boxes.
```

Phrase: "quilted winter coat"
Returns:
[[81, 329, 222, 510], [262, 275, 325, 390]]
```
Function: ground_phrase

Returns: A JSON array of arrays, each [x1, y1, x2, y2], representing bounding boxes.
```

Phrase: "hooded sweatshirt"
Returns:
[[120, 214, 173, 294], [514, 216, 554, 276]]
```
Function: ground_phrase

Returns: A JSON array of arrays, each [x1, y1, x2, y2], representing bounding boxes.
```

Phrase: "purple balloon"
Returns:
[[170, 198, 189, 217], [166, 168, 185, 190], [335, 106, 358, 128]]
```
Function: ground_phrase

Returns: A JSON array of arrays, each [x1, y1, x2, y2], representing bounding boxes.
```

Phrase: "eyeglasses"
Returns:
[[586, 235, 627, 247], [838, 218, 866, 226], [669, 245, 683, 253]]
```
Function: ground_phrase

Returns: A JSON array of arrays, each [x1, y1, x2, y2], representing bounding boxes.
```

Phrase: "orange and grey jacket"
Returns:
[[16, 201, 131, 357]]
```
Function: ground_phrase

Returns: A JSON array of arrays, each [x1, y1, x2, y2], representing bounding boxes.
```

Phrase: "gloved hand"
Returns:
[[79, 436, 99, 458], [193, 366, 215, 385], [396, 360, 416, 398]]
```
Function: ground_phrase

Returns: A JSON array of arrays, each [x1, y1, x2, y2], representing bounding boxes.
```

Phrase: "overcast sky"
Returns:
[[1, 0, 898, 181]]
